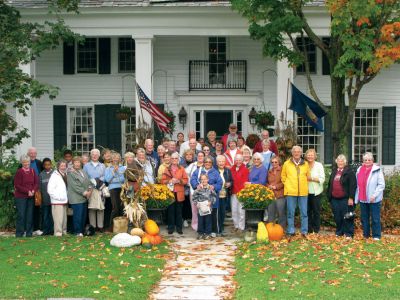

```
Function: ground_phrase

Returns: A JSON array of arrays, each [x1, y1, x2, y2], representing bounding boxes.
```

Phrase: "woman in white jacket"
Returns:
[[47, 160, 68, 237]]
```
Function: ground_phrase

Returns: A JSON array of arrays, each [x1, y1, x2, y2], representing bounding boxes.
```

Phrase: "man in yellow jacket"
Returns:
[[281, 145, 311, 236]]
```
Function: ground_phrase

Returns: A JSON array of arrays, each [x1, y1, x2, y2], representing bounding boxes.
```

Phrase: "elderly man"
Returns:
[[144, 138, 159, 169], [281, 145, 310, 237], [179, 130, 202, 156], [222, 123, 242, 151], [253, 130, 278, 155]]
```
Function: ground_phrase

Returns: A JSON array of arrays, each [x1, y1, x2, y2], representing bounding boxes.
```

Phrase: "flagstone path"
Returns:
[[150, 229, 239, 300]]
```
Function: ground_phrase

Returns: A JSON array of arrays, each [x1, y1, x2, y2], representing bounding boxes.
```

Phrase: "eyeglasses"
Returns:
[[253, 158, 260, 161], [205, 161, 212, 164], [203, 149, 210, 152], [271, 161, 279, 164]]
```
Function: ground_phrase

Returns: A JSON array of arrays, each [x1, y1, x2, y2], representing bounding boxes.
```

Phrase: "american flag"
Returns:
[[136, 83, 172, 133]]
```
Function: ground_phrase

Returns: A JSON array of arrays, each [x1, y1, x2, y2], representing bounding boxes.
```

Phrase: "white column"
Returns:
[[133, 36, 154, 129], [276, 58, 294, 122], [16, 62, 35, 158]]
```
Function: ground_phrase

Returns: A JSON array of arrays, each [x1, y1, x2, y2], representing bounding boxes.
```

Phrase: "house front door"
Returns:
[[204, 110, 233, 139]]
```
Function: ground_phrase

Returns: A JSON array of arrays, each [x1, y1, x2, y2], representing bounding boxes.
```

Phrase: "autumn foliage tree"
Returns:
[[232, 0, 400, 160]]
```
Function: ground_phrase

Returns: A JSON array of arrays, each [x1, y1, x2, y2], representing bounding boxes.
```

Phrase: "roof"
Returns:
[[8, 0, 325, 9]]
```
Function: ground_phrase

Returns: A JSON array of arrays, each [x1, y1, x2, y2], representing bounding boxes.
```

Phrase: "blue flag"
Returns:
[[289, 83, 327, 132]]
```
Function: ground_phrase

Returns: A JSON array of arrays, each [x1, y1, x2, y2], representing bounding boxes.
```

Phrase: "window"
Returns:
[[77, 38, 97, 73], [209, 37, 226, 85], [124, 108, 136, 152], [69, 107, 94, 153], [195, 111, 202, 140], [353, 108, 379, 162], [235, 111, 243, 135], [296, 114, 322, 156], [119, 38, 135, 73], [296, 37, 316, 74]]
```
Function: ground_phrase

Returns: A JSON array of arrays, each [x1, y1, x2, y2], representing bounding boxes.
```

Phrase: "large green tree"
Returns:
[[0, 0, 80, 156], [232, 0, 400, 160]]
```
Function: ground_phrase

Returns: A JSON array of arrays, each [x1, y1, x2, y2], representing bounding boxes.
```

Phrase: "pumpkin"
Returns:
[[130, 228, 145, 237], [141, 235, 151, 245], [265, 222, 284, 241], [256, 222, 269, 243], [144, 233, 163, 245], [144, 219, 159, 235]]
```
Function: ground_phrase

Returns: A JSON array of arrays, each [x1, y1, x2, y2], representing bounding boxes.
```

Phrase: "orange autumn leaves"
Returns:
[[374, 22, 400, 70]]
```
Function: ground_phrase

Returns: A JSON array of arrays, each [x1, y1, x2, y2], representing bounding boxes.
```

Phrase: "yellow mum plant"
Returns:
[[140, 184, 175, 209], [237, 184, 275, 209]]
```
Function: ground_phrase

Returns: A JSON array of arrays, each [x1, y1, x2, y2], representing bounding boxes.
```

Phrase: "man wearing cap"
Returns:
[[222, 123, 242, 151]]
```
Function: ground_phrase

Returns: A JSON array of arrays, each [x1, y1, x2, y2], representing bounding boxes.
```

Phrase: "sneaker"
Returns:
[[373, 237, 380, 241], [183, 220, 189, 228], [76, 233, 83, 237], [211, 232, 217, 238], [55, 232, 62, 237], [197, 234, 203, 240], [204, 235, 212, 240], [33, 230, 43, 236]]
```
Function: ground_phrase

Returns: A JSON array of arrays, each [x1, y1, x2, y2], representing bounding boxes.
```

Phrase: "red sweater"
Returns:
[[14, 168, 39, 198], [253, 139, 278, 156], [231, 164, 249, 194]]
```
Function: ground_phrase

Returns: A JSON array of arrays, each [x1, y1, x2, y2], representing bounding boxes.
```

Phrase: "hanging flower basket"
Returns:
[[255, 111, 275, 130], [116, 106, 132, 121]]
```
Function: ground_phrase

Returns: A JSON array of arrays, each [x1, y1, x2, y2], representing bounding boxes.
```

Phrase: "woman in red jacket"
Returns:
[[14, 155, 39, 237], [230, 154, 249, 233]]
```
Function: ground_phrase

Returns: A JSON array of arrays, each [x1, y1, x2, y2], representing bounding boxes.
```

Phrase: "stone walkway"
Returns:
[[150, 227, 238, 300]]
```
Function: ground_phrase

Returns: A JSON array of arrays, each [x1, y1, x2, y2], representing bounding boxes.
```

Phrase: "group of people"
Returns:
[[14, 124, 386, 240]]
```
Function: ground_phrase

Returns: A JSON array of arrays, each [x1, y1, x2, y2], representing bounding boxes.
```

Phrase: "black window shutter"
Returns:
[[95, 105, 121, 152], [98, 38, 111, 74], [324, 114, 333, 164], [63, 41, 75, 74], [53, 105, 67, 151], [382, 106, 396, 165]]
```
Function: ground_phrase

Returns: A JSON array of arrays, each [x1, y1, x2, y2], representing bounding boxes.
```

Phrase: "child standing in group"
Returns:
[[192, 174, 217, 240], [39, 158, 54, 236]]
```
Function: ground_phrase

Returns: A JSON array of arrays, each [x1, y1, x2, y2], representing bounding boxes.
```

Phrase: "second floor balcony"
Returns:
[[189, 60, 247, 91]]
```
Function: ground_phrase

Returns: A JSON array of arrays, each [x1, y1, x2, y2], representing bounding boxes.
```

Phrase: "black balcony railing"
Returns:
[[189, 60, 247, 91]]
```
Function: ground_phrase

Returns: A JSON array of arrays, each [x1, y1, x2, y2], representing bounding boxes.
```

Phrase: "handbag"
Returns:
[[34, 191, 42, 206], [100, 184, 110, 198], [88, 189, 105, 210]]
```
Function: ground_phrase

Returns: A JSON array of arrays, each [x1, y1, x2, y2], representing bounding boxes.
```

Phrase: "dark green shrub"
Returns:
[[0, 156, 19, 229]]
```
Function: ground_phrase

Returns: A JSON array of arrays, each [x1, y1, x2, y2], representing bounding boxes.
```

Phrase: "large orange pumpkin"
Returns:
[[265, 222, 284, 241], [144, 219, 159, 235], [143, 233, 163, 245]]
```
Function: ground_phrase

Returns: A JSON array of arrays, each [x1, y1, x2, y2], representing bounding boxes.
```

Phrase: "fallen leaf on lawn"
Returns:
[[93, 290, 100, 294], [26, 261, 32, 266], [101, 286, 109, 290]]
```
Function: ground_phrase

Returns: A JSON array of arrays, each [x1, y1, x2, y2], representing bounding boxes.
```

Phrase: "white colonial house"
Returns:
[[8, 0, 399, 168]]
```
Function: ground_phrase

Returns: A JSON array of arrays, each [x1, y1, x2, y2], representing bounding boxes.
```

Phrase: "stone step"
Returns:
[[152, 285, 220, 300], [158, 274, 228, 287]]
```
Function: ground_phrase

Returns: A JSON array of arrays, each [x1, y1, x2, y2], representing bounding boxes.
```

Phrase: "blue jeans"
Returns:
[[360, 202, 382, 239], [218, 198, 228, 233], [331, 198, 354, 237], [41, 204, 54, 235], [15, 198, 34, 237], [198, 213, 212, 235], [71, 203, 88, 235], [286, 196, 308, 234]]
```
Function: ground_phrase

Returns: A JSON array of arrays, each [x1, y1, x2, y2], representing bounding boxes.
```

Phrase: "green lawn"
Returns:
[[234, 234, 400, 300], [0, 234, 169, 299]]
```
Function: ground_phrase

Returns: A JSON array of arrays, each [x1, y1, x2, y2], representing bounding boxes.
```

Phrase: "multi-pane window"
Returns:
[[119, 38, 135, 73], [235, 111, 243, 135], [353, 108, 379, 162], [124, 108, 136, 152], [195, 111, 202, 140], [77, 38, 97, 73], [69, 107, 94, 153], [296, 115, 322, 156], [209, 37, 226, 85], [296, 37, 316, 74]]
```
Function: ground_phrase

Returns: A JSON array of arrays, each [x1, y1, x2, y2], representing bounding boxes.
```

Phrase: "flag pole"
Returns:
[[134, 80, 145, 123], [285, 78, 290, 124]]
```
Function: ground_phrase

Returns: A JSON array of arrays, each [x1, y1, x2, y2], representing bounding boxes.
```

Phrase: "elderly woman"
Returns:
[[355, 152, 385, 240], [161, 152, 189, 234], [305, 149, 325, 234], [242, 146, 253, 169], [104, 152, 126, 230], [191, 157, 222, 237], [48, 160, 68, 237], [237, 136, 246, 152], [186, 151, 205, 231], [81, 153, 90, 166], [157, 151, 171, 183], [267, 156, 286, 228], [248, 153, 268, 185], [261, 139, 275, 171], [216, 155, 233, 236], [14, 154, 39, 237], [224, 139, 241, 168], [67, 156, 93, 236], [215, 140, 224, 157], [130, 148, 155, 185], [230, 154, 249, 233], [205, 130, 217, 153], [124, 152, 135, 166], [202, 145, 215, 165], [83, 148, 106, 232], [327, 154, 357, 238], [157, 145, 166, 161]]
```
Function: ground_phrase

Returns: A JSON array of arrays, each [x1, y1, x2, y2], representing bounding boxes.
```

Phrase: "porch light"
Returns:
[[178, 106, 188, 129], [249, 107, 257, 128]]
